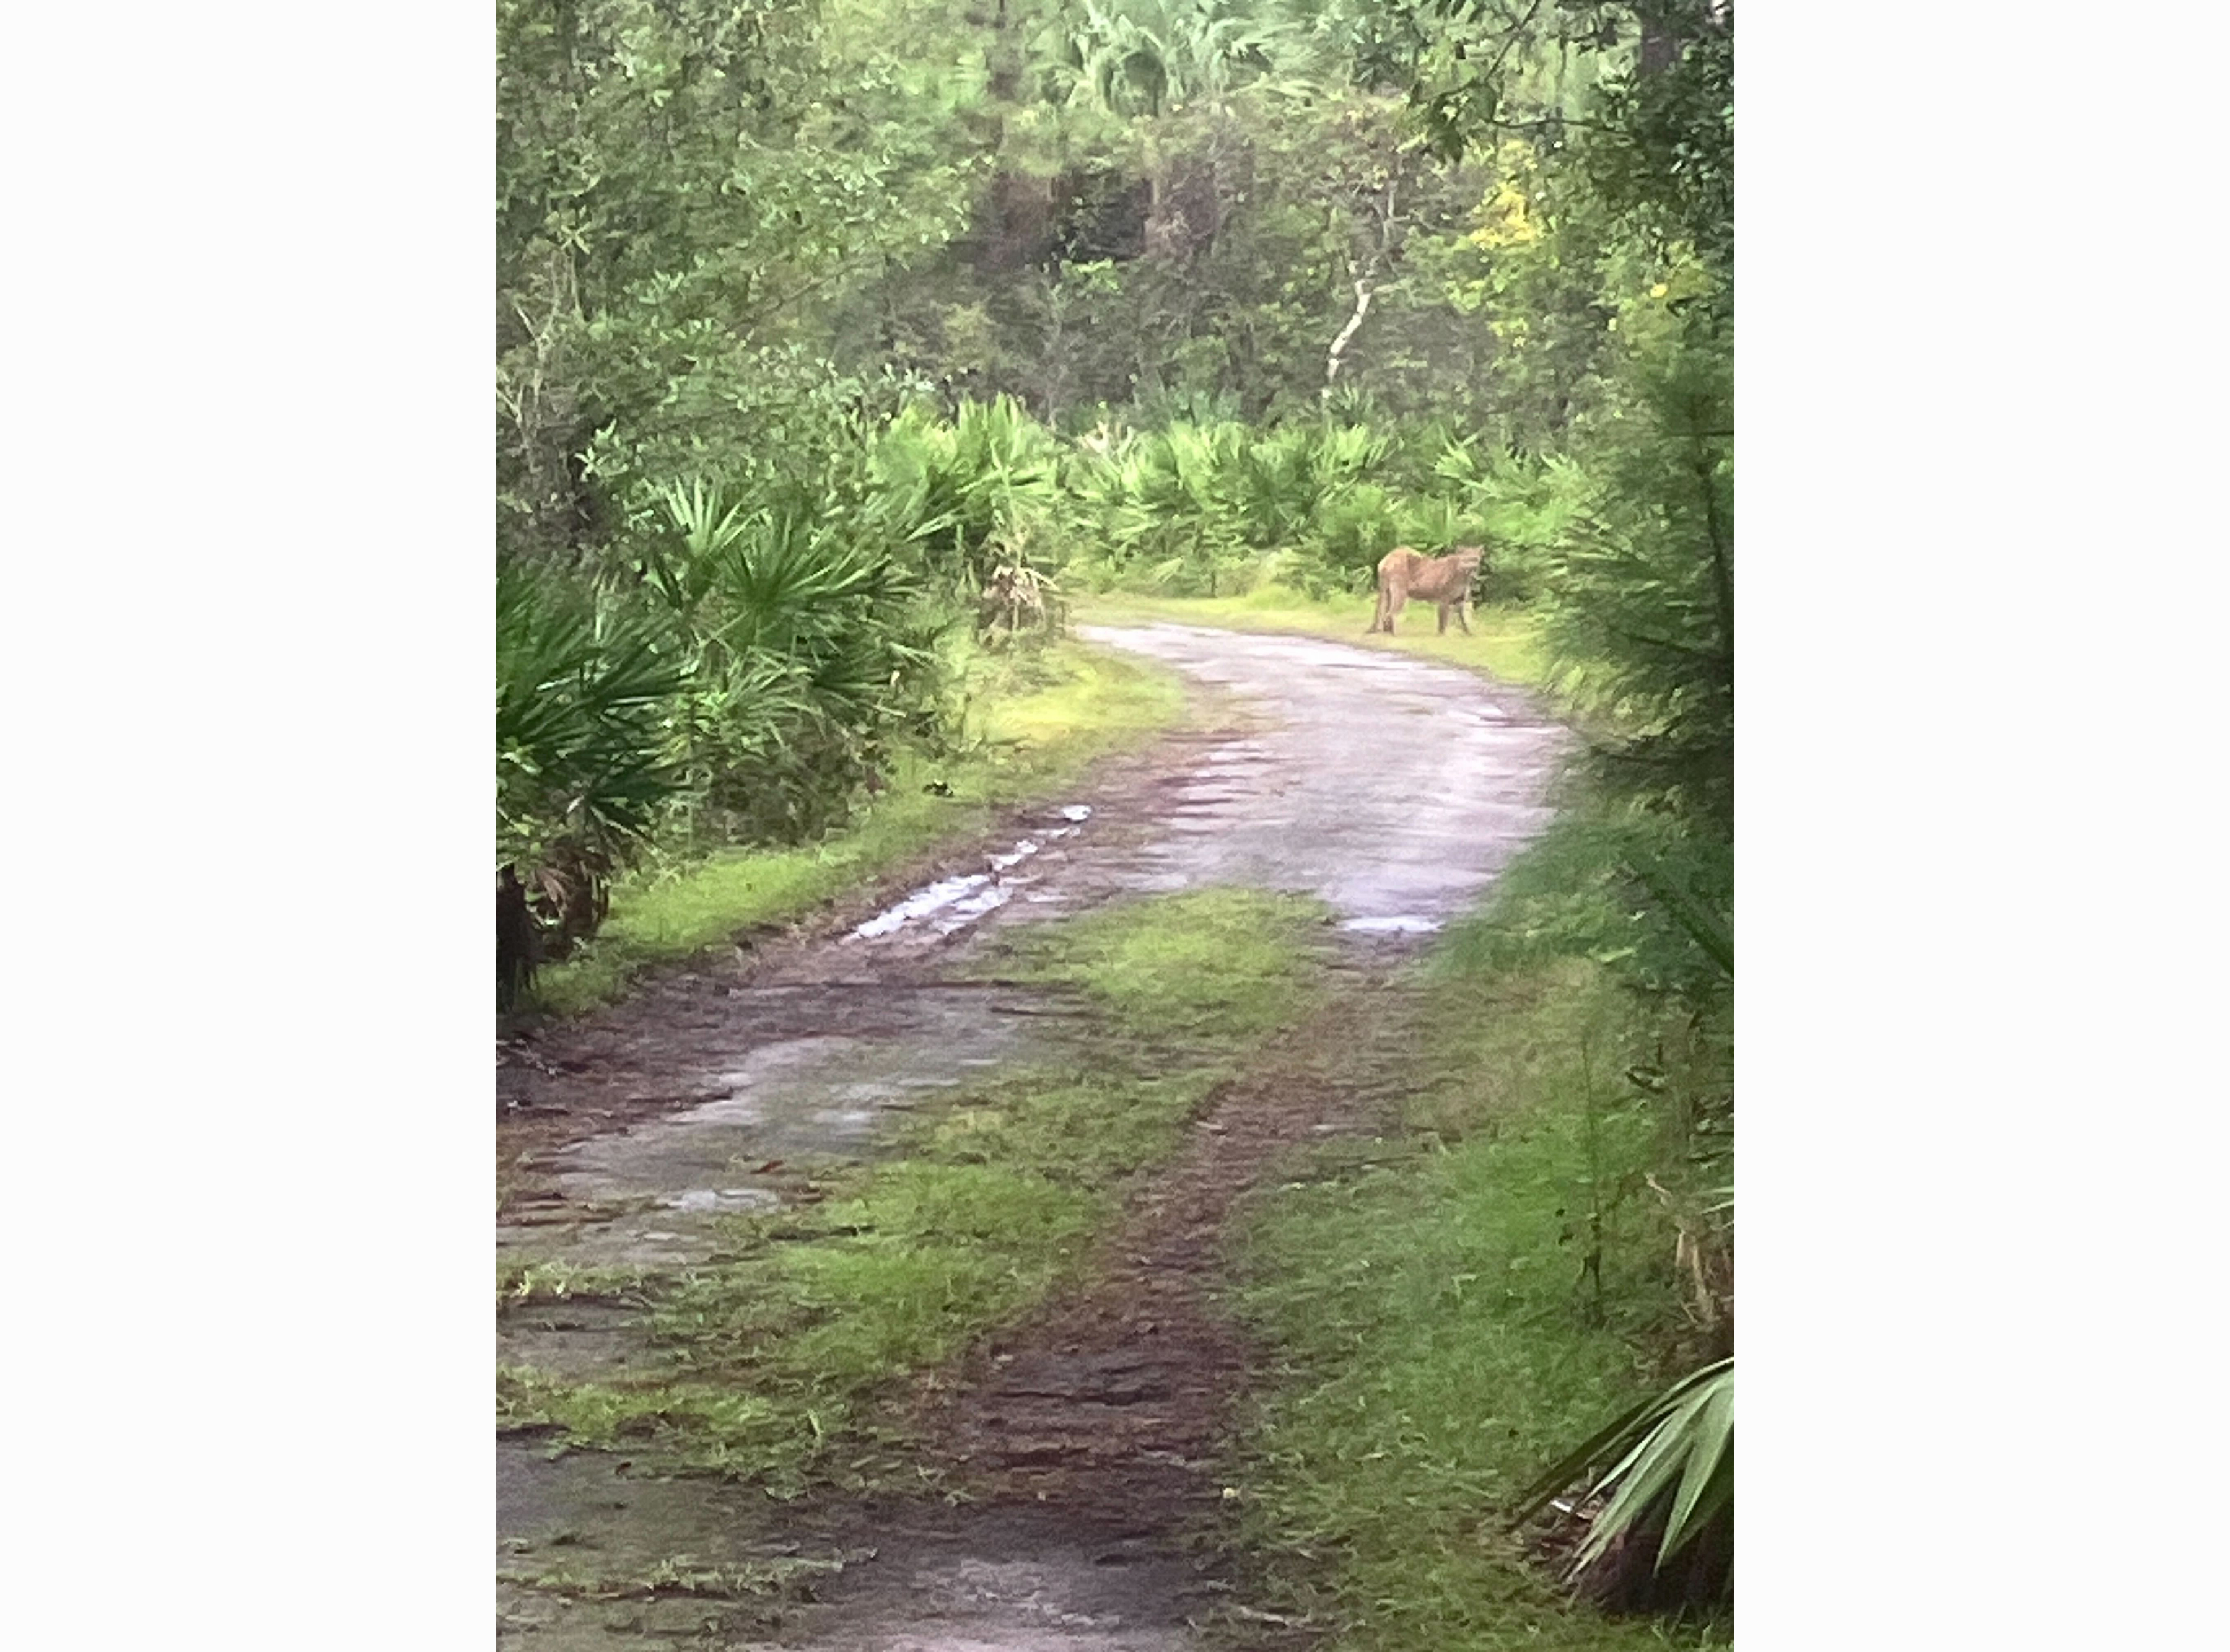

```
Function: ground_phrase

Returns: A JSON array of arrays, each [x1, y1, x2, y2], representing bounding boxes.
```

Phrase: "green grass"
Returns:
[[1074, 583, 1552, 690], [498, 1260, 654, 1305], [530, 639, 1188, 1015], [499, 890, 1330, 1494], [983, 885, 1332, 1049], [1218, 955, 1726, 1650]]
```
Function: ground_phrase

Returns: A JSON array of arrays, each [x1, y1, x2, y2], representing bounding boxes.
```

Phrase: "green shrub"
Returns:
[[496, 561, 687, 890]]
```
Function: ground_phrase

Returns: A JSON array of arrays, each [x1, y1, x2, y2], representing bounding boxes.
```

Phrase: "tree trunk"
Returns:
[[1324, 278, 1375, 388]]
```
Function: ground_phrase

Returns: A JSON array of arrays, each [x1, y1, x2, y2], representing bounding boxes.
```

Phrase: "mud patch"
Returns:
[[501, 986, 1088, 1272], [499, 1441, 847, 1647], [499, 1299, 655, 1383], [769, 1506, 1213, 1652], [498, 1447, 1213, 1652]]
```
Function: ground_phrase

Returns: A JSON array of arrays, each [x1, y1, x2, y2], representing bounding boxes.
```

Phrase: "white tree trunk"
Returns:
[[1324, 277, 1374, 388]]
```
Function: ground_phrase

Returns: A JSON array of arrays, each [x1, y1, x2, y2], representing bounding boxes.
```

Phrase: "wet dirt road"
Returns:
[[496, 625, 1565, 1650]]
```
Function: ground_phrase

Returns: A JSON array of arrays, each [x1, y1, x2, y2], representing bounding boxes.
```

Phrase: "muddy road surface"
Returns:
[[497, 625, 1565, 1650]]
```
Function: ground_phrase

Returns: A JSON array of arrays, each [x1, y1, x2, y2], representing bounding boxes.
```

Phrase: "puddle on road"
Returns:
[[848, 806, 1095, 942], [1339, 914, 1441, 935], [846, 870, 1012, 939], [660, 1186, 780, 1213]]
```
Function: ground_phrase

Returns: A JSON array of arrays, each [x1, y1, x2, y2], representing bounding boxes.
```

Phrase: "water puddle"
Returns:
[[847, 870, 1002, 939], [659, 1186, 780, 1213], [847, 807, 1095, 942], [1339, 914, 1442, 935]]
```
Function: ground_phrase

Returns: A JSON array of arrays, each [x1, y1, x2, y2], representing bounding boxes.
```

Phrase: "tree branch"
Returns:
[[1598, 616, 1733, 670]]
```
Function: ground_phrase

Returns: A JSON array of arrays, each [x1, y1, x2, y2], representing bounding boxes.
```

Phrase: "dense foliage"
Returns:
[[494, 0, 1733, 1615]]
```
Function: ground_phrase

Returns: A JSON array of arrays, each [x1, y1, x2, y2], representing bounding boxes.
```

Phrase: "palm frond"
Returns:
[[1511, 1357, 1734, 1578]]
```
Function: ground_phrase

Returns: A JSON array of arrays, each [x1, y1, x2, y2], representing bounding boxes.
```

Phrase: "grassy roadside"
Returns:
[[1073, 583, 1551, 690], [1218, 946, 1728, 1650], [527, 638, 1188, 1015], [498, 889, 1331, 1495]]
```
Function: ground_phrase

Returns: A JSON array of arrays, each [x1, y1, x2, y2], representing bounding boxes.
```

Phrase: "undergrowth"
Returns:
[[525, 639, 1186, 1014], [499, 889, 1328, 1494], [1220, 954, 1728, 1649]]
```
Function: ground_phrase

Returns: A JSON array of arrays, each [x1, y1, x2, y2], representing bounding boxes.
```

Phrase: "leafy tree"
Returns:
[[1550, 291, 1732, 828], [872, 395, 1069, 595], [1514, 1355, 1733, 1611], [496, 0, 971, 561]]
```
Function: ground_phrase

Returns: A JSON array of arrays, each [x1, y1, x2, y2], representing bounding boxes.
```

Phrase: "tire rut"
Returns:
[[912, 982, 1422, 1521]]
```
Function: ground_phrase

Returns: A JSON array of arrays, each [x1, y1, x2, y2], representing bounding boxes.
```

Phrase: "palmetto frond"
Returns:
[[1063, 0, 1285, 116], [496, 560, 688, 864], [1513, 1357, 1734, 1581]]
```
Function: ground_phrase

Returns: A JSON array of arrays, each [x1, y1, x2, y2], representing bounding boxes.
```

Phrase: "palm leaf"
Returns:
[[1511, 1357, 1733, 1578]]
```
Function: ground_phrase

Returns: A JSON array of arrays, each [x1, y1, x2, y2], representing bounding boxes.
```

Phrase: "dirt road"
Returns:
[[497, 624, 1565, 1649]]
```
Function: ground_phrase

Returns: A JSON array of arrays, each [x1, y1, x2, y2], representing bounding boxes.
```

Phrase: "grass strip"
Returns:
[[982, 884, 1332, 1049], [1220, 956, 1726, 1650]]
